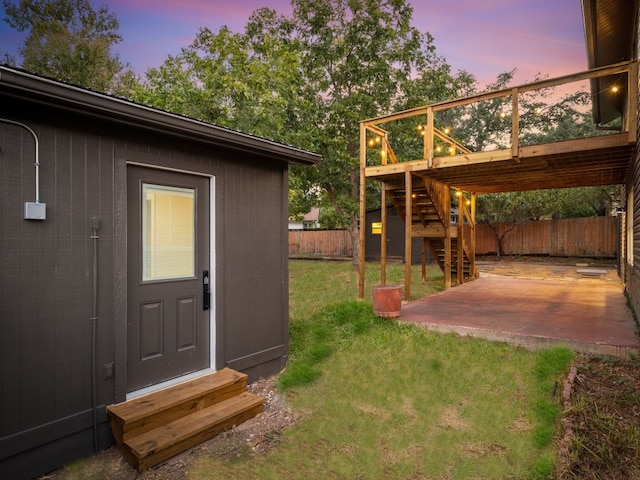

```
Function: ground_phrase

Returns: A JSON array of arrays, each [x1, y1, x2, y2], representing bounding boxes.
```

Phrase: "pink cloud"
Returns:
[[2, 0, 588, 88], [412, 0, 586, 87]]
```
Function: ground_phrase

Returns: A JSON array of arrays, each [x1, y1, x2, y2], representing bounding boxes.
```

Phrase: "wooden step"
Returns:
[[107, 368, 247, 442], [126, 391, 264, 471], [107, 368, 263, 471]]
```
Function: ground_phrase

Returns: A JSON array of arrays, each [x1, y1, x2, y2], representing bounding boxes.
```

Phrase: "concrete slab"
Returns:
[[400, 270, 639, 358]]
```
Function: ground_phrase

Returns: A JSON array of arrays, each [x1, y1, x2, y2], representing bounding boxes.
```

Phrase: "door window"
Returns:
[[142, 184, 195, 281]]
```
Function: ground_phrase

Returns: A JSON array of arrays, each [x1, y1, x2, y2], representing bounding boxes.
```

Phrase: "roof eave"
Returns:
[[0, 66, 321, 166]]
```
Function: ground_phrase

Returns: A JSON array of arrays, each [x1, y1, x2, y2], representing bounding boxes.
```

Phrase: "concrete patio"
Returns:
[[400, 262, 640, 358]]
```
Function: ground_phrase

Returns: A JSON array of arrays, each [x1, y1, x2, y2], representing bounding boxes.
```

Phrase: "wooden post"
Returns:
[[628, 61, 638, 144], [426, 107, 434, 167], [511, 88, 519, 159], [470, 193, 477, 278], [457, 191, 464, 284], [405, 170, 412, 301], [444, 185, 451, 288], [421, 238, 427, 282], [381, 183, 387, 285], [358, 123, 367, 299]]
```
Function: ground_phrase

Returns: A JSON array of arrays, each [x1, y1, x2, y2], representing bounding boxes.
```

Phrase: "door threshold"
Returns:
[[126, 367, 216, 400]]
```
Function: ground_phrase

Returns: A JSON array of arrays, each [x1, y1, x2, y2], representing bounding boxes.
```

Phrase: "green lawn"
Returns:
[[191, 260, 573, 479]]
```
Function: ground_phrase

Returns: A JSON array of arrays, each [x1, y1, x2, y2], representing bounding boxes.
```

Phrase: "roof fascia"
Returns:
[[0, 66, 320, 166]]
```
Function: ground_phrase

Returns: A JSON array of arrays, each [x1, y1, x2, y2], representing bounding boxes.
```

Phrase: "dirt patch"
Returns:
[[437, 407, 469, 431], [476, 255, 616, 266], [556, 354, 640, 479], [38, 377, 300, 480], [463, 441, 507, 458], [476, 255, 619, 282]]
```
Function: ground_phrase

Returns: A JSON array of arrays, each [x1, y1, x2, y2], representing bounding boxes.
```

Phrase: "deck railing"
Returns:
[[360, 60, 637, 171]]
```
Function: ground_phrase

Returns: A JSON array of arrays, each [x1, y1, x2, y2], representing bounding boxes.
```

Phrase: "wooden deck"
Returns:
[[357, 61, 637, 300], [365, 133, 633, 193]]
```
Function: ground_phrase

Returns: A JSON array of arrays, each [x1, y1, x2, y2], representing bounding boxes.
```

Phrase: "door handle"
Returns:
[[203, 270, 210, 311]]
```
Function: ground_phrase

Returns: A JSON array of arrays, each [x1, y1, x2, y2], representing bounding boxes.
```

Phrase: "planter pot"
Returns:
[[372, 285, 403, 318]]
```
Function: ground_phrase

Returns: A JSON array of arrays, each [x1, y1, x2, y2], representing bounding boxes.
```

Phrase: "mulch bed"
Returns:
[[556, 354, 640, 479]]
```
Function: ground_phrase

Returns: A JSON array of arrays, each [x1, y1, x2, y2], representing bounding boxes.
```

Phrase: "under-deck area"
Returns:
[[358, 60, 637, 299]]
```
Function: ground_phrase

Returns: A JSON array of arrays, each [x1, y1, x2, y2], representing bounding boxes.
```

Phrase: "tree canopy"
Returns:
[[2, 0, 134, 93], [130, 0, 476, 260]]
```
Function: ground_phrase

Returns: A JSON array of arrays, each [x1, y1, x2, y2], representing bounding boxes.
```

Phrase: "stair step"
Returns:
[[126, 391, 264, 471], [107, 368, 247, 442]]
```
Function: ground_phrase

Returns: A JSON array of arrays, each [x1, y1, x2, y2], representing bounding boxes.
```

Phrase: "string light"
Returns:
[[368, 136, 382, 148], [611, 85, 619, 93], [443, 127, 451, 135]]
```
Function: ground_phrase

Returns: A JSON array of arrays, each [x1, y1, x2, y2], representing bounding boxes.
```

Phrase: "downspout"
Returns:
[[0, 118, 45, 219], [90, 217, 100, 452]]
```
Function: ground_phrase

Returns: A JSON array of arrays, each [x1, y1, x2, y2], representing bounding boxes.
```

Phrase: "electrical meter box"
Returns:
[[24, 202, 46, 220]]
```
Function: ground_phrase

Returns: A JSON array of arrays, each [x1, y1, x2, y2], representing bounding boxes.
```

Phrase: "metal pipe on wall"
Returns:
[[0, 117, 41, 201], [0, 117, 46, 220], [90, 217, 100, 452]]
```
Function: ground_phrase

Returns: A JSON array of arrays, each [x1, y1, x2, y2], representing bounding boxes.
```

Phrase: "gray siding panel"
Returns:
[[222, 160, 288, 376]]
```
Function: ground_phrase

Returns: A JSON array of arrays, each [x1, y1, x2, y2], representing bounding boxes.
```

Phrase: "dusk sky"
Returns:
[[0, 0, 588, 88]]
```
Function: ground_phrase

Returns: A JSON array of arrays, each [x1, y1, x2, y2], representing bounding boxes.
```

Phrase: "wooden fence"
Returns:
[[475, 216, 618, 258], [290, 216, 618, 258], [289, 229, 353, 256]]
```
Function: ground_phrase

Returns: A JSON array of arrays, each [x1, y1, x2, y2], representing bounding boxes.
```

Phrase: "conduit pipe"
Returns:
[[91, 218, 100, 453], [0, 117, 45, 219]]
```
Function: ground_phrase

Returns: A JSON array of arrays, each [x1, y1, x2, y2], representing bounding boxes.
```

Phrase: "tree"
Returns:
[[554, 186, 621, 218], [2, 0, 133, 93], [476, 190, 555, 256], [133, 0, 461, 263], [254, 0, 467, 263], [131, 19, 309, 146]]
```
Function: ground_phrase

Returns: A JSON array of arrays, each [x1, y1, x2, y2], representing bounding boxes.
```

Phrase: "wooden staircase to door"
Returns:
[[386, 176, 475, 285], [106, 368, 263, 472]]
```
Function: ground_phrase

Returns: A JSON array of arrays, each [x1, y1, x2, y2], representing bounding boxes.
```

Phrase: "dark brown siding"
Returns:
[[1, 107, 117, 477], [1, 96, 290, 477], [222, 159, 289, 379], [625, 10, 640, 317]]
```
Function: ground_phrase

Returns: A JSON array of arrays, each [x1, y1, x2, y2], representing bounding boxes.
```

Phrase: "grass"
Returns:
[[288, 260, 445, 319], [190, 260, 573, 480]]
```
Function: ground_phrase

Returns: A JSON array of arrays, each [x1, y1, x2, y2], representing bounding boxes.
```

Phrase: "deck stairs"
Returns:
[[106, 368, 263, 471], [386, 177, 473, 284]]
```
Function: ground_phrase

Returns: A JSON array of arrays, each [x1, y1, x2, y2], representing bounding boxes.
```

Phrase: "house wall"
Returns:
[[624, 7, 640, 316], [0, 95, 290, 478]]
